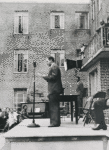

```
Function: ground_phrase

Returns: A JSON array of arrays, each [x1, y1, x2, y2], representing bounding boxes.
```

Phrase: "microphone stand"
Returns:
[[27, 61, 40, 127]]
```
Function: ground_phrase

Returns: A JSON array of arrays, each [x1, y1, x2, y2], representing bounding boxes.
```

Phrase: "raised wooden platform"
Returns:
[[3, 119, 109, 150]]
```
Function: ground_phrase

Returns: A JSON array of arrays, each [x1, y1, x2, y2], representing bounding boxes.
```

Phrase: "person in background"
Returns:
[[13, 108, 19, 124], [0, 108, 3, 126], [0, 108, 8, 125], [0, 108, 9, 130], [9, 108, 18, 129], [20, 105, 28, 120], [4, 108, 17, 131], [92, 96, 107, 130], [76, 76, 84, 119], [39, 56, 63, 127], [6, 107, 10, 113], [0, 108, 2, 116], [1, 108, 8, 120]]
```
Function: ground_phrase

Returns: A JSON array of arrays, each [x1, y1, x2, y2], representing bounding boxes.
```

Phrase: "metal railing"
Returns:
[[83, 26, 109, 65]]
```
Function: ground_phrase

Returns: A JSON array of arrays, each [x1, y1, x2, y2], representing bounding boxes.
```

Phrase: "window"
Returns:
[[103, 27, 109, 46], [92, 1, 95, 20], [99, 0, 102, 11], [50, 12, 64, 29], [89, 69, 98, 95], [14, 11, 28, 34], [14, 50, 28, 73], [76, 49, 81, 57], [75, 12, 89, 29], [51, 50, 65, 67], [55, 15, 60, 28], [14, 88, 27, 109]]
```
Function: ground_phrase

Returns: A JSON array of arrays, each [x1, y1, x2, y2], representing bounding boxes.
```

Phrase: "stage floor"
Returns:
[[2, 118, 109, 150]]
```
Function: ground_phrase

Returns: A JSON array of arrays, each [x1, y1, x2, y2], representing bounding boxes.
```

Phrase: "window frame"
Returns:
[[14, 88, 27, 109], [14, 49, 28, 74], [14, 11, 28, 34], [50, 12, 64, 29], [75, 12, 89, 29]]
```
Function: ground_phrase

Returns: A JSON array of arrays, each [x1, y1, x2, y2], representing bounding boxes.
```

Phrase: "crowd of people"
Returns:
[[0, 105, 29, 132]]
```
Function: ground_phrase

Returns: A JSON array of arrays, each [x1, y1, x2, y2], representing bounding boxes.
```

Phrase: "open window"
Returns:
[[50, 12, 64, 29], [14, 11, 28, 34], [75, 12, 89, 29], [14, 49, 28, 73]]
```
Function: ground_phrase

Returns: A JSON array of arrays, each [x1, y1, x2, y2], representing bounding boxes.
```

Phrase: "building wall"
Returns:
[[85, 55, 109, 97], [89, 0, 109, 36], [100, 58, 109, 93], [0, 3, 90, 108], [83, 0, 109, 97]]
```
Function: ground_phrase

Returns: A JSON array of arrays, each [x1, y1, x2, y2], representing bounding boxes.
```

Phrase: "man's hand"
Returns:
[[37, 73, 46, 77]]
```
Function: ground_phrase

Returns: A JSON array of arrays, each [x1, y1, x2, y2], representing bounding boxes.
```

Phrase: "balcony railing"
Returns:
[[82, 24, 109, 66]]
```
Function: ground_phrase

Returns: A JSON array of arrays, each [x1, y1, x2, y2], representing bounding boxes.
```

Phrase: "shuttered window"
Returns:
[[14, 11, 28, 34], [14, 50, 28, 73], [50, 12, 64, 29], [75, 12, 89, 29]]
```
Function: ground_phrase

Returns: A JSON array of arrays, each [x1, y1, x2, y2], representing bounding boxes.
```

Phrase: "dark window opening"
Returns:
[[19, 16, 23, 33], [18, 54, 23, 72], [80, 16, 85, 29], [76, 49, 81, 57], [55, 15, 60, 28]]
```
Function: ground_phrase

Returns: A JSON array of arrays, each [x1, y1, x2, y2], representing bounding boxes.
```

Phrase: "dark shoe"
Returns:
[[92, 124, 102, 130], [102, 125, 107, 130], [48, 125, 60, 127], [92, 124, 107, 130]]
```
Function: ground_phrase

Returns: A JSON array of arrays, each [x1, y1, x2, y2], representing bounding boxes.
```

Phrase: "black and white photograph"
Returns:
[[0, 0, 109, 149]]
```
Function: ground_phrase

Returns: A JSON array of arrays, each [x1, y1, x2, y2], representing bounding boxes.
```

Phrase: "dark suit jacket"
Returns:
[[0, 111, 8, 119], [43, 63, 63, 96], [76, 81, 84, 98]]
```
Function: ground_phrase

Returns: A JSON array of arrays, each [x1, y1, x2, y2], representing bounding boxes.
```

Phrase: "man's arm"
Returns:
[[43, 66, 58, 82]]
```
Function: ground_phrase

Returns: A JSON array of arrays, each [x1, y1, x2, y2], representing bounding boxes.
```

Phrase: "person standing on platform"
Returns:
[[76, 76, 84, 118], [38, 56, 63, 127]]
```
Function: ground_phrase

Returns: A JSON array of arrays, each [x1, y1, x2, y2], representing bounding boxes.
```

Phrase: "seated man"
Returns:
[[92, 97, 107, 130]]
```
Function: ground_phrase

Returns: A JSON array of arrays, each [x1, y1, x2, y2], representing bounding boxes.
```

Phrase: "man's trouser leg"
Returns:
[[49, 93, 60, 126], [94, 101, 106, 126], [77, 95, 82, 117]]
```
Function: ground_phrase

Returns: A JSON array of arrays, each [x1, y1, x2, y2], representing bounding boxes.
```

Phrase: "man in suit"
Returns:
[[92, 97, 107, 130], [76, 76, 84, 118], [41, 56, 63, 127]]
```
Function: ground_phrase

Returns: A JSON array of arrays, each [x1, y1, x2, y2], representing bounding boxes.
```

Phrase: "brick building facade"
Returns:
[[0, 2, 90, 109], [81, 0, 109, 97]]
